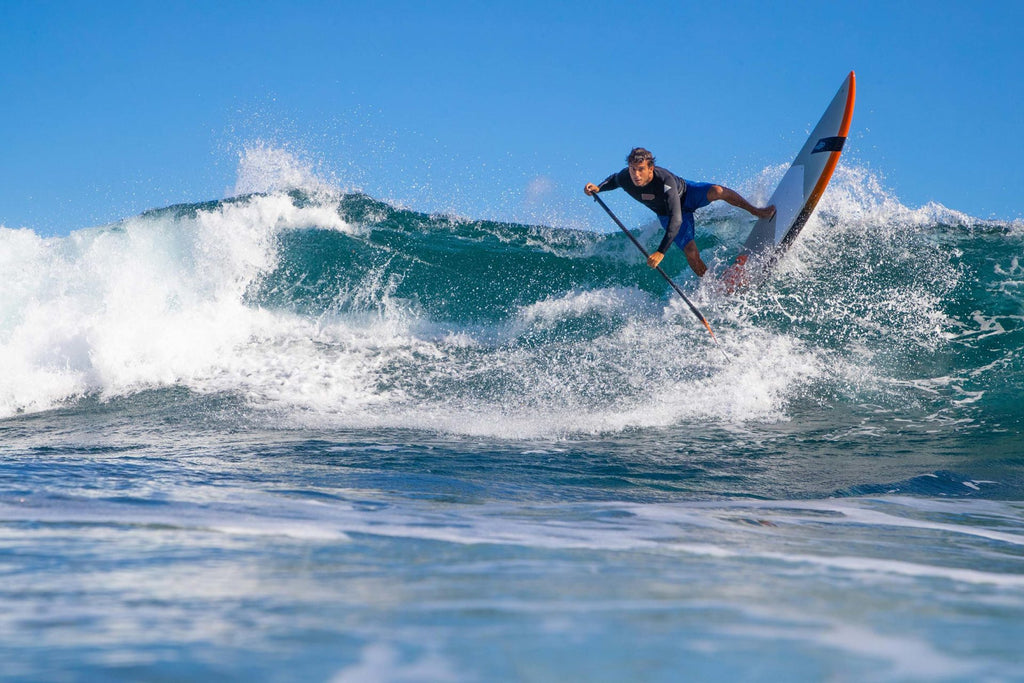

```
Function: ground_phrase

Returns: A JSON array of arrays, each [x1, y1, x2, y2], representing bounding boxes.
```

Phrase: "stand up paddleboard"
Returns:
[[722, 71, 856, 291]]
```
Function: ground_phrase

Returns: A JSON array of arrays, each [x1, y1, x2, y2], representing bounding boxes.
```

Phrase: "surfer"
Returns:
[[584, 148, 774, 277]]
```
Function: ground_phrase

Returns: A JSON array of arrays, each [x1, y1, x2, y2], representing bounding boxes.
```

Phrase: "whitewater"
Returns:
[[1, 147, 1022, 681]]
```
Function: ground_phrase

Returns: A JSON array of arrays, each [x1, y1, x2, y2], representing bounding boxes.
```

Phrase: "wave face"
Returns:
[[1, 153, 1022, 442]]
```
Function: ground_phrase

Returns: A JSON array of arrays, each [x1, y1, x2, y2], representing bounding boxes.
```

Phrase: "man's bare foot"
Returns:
[[753, 205, 776, 220]]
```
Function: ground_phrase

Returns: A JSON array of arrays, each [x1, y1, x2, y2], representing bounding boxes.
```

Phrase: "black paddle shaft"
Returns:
[[591, 194, 711, 324], [591, 193, 729, 361]]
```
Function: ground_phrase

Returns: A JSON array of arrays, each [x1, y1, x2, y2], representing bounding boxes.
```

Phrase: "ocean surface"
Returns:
[[1, 153, 1023, 682]]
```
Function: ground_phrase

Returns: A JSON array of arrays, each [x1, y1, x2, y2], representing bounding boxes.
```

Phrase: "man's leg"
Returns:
[[706, 185, 775, 219], [682, 240, 707, 277], [670, 212, 707, 277]]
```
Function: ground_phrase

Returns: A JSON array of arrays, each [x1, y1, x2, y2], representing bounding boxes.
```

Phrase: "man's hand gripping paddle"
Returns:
[[591, 193, 730, 363]]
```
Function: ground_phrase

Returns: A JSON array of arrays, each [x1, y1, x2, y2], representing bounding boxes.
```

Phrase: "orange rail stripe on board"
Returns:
[[803, 72, 857, 217], [836, 71, 857, 138]]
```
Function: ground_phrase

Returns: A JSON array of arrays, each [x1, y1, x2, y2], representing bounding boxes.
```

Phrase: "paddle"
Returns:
[[591, 193, 730, 362]]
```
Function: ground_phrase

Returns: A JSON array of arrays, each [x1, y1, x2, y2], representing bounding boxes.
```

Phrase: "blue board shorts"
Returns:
[[658, 181, 714, 249]]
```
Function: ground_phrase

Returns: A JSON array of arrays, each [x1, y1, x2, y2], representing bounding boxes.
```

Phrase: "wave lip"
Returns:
[[0, 187, 355, 418]]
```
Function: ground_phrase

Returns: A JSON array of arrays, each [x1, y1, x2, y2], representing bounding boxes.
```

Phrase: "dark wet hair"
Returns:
[[627, 147, 655, 167]]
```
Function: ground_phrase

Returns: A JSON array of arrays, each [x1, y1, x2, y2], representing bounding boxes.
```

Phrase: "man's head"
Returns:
[[627, 147, 655, 187]]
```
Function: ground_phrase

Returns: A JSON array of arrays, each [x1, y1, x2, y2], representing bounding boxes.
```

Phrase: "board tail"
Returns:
[[720, 254, 750, 295]]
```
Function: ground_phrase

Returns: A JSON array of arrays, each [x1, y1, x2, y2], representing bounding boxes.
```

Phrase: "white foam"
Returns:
[[11, 492, 1022, 594], [515, 287, 652, 328], [330, 642, 462, 683], [726, 620, 980, 680], [0, 188, 355, 418]]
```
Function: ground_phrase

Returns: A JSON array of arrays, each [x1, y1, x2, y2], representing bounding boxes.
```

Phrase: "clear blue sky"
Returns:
[[2, 1, 1022, 237]]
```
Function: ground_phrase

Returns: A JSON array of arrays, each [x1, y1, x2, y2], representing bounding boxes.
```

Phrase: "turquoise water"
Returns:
[[1, 158, 1022, 681]]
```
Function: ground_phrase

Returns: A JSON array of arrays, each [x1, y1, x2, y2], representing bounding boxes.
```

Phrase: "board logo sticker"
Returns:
[[812, 136, 846, 154]]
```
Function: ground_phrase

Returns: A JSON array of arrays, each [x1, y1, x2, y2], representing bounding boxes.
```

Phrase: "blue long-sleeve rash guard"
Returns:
[[597, 167, 688, 254]]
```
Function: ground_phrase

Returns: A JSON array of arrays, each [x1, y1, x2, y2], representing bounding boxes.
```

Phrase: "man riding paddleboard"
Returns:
[[585, 147, 774, 277]]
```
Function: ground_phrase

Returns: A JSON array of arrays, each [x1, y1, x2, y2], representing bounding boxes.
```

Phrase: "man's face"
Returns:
[[628, 161, 654, 187]]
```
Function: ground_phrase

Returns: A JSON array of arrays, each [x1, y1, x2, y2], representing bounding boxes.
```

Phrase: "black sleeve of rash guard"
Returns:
[[656, 173, 684, 254], [596, 170, 623, 193]]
